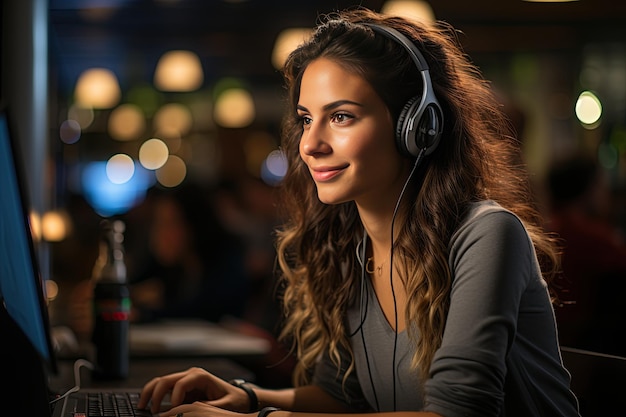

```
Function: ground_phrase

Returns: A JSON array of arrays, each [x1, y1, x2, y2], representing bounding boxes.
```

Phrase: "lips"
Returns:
[[310, 165, 348, 182]]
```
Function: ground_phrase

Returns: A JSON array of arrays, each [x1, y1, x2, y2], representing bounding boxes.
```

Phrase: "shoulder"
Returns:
[[461, 200, 519, 225], [449, 200, 532, 259], [447, 200, 540, 298]]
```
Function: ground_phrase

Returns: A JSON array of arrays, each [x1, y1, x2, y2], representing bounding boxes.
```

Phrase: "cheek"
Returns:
[[357, 129, 398, 163], [298, 138, 305, 159]]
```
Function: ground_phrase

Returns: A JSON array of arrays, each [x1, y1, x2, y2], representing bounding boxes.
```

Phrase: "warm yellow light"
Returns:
[[108, 104, 146, 141], [74, 68, 121, 109], [67, 104, 94, 129], [45, 279, 59, 301], [154, 50, 204, 92], [29, 211, 42, 242], [153, 103, 193, 137], [214, 88, 255, 128], [42, 210, 71, 242], [139, 138, 169, 170], [156, 155, 187, 187], [271, 28, 313, 70], [381, 0, 435, 24]]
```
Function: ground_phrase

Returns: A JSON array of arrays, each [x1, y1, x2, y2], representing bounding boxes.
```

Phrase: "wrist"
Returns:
[[229, 378, 259, 412]]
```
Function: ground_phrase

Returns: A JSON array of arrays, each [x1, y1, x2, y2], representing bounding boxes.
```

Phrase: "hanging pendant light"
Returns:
[[153, 50, 204, 92], [74, 68, 121, 109]]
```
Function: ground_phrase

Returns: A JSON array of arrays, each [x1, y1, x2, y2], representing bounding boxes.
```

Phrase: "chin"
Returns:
[[316, 193, 349, 205]]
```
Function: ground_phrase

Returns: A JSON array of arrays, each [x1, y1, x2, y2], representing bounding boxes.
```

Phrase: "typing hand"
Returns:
[[138, 367, 251, 415]]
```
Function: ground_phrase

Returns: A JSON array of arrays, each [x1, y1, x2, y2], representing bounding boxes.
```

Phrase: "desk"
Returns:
[[49, 357, 256, 393], [129, 319, 271, 357], [50, 319, 270, 392]]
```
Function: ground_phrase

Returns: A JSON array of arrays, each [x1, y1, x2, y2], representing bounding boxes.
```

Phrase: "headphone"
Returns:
[[364, 23, 444, 158]]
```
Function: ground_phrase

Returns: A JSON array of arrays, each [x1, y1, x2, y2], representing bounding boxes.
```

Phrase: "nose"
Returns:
[[300, 122, 331, 156]]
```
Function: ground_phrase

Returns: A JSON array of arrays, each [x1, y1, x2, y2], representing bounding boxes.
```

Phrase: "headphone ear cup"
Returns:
[[395, 96, 420, 157], [419, 104, 442, 155], [396, 97, 443, 157]]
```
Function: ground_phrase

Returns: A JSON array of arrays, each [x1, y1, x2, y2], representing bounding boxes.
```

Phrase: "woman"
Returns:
[[138, 8, 580, 416]]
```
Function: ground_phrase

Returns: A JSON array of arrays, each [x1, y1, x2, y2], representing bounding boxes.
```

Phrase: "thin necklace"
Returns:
[[366, 257, 385, 276]]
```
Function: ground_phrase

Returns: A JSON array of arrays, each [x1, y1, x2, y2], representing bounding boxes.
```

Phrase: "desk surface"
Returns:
[[129, 319, 271, 357], [49, 319, 269, 393], [49, 356, 256, 393]]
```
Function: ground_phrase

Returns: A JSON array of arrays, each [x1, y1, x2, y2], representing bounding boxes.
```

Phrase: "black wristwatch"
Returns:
[[258, 406, 281, 417], [229, 378, 259, 412]]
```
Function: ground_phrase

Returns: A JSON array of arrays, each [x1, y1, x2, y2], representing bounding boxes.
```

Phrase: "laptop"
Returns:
[[0, 107, 149, 416]]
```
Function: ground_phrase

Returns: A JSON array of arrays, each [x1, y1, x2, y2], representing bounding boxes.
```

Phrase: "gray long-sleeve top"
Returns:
[[313, 200, 580, 416]]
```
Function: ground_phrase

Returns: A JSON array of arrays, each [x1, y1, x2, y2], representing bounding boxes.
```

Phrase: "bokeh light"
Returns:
[[575, 90, 602, 127], [153, 103, 193, 138], [156, 155, 187, 187], [59, 119, 81, 144], [213, 88, 255, 128], [108, 103, 146, 141], [106, 153, 135, 184], [139, 138, 169, 170], [261, 149, 288, 186]]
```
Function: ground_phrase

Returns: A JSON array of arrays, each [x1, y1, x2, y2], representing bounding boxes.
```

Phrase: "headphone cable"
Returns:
[[354, 147, 426, 412], [389, 147, 426, 411]]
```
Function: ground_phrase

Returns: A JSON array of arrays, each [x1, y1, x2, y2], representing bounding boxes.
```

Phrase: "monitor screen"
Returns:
[[0, 108, 55, 369]]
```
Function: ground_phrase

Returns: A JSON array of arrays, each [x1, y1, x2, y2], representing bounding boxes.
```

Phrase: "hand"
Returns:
[[137, 367, 252, 415]]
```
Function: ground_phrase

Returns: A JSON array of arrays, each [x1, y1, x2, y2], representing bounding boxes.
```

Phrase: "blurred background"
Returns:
[[2, 0, 626, 365]]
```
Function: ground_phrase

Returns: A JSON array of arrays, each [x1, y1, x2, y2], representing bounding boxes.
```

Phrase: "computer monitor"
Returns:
[[0, 107, 56, 373]]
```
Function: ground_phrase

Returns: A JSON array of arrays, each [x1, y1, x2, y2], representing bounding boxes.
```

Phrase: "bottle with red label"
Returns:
[[91, 219, 130, 380]]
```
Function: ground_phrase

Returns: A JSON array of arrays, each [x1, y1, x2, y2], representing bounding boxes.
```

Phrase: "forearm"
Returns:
[[254, 385, 442, 417], [259, 410, 442, 417], [254, 385, 351, 412]]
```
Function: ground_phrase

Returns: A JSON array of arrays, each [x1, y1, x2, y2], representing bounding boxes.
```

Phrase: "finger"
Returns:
[[140, 371, 189, 414], [169, 369, 213, 406], [148, 377, 176, 415], [137, 376, 159, 409]]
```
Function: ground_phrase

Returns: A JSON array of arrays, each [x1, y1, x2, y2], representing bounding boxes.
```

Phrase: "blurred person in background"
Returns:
[[546, 153, 626, 356], [126, 181, 249, 323]]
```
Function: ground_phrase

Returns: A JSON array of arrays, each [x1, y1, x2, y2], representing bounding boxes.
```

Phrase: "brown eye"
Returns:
[[331, 112, 353, 124]]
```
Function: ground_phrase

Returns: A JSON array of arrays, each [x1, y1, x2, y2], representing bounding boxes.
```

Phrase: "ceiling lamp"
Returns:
[[381, 0, 435, 24], [154, 50, 204, 92], [271, 28, 313, 70], [74, 68, 121, 109]]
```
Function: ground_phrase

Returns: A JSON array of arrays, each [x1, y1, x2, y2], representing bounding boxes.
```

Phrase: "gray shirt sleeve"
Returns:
[[424, 205, 562, 416]]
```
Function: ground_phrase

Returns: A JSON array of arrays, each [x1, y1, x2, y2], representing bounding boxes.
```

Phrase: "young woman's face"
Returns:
[[297, 57, 409, 208]]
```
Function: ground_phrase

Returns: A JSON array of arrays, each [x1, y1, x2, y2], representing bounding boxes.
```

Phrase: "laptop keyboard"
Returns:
[[75, 392, 151, 417]]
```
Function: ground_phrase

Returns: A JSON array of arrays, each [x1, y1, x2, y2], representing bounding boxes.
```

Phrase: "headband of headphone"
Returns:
[[363, 23, 444, 157]]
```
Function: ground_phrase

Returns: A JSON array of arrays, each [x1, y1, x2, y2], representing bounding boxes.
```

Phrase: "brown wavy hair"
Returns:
[[275, 7, 559, 386]]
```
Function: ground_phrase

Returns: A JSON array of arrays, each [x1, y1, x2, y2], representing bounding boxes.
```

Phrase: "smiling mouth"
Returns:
[[311, 166, 347, 182]]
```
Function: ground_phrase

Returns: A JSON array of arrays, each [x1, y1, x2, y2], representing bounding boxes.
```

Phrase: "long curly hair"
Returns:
[[275, 7, 560, 386]]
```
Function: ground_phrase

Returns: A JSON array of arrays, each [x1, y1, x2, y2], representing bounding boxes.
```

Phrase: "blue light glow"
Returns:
[[81, 161, 155, 217]]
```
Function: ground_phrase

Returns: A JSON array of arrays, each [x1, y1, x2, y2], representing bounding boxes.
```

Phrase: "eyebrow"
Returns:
[[296, 99, 364, 113]]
